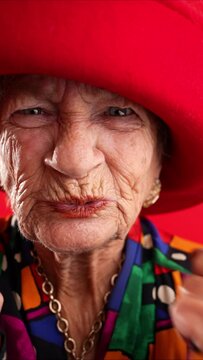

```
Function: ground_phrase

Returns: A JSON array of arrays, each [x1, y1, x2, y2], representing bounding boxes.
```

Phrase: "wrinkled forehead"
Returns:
[[0, 74, 122, 104]]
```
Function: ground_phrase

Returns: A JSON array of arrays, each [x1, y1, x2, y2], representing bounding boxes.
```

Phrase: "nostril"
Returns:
[[44, 138, 105, 179]]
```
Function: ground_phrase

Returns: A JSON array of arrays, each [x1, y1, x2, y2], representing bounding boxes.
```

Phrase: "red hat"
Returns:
[[0, 0, 203, 213]]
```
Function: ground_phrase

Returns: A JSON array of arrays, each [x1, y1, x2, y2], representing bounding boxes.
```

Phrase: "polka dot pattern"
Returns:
[[14, 253, 22, 263], [157, 285, 176, 305], [142, 234, 153, 249], [152, 287, 157, 300], [12, 291, 22, 310], [2, 255, 8, 271], [171, 253, 187, 261]]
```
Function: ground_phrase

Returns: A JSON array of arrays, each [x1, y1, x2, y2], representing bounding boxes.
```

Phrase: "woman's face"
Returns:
[[0, 75, 161, 253]]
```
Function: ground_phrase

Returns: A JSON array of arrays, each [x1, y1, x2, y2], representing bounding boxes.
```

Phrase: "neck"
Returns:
[[34, 237, 125, 357]]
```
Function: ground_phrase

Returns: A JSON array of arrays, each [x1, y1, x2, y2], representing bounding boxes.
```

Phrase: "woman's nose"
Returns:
[[44, 126, 105, 179]]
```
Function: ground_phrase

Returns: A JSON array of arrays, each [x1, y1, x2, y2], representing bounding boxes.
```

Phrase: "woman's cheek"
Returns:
[[110, 164, 146, 230], [111, 143, 159, 226], [12, 128, 53, 175], [0, 131, 17, 191], [0, 128, 46, 202]]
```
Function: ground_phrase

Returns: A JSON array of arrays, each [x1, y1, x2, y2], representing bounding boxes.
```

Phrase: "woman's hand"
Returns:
[[170, 250, 203, 352]]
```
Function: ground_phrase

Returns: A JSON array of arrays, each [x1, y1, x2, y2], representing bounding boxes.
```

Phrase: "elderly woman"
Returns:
[[0, 1, 203, 360]]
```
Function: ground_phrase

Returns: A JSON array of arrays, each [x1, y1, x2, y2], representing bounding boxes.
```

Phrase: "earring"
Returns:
[[143, 179, 161, 208]]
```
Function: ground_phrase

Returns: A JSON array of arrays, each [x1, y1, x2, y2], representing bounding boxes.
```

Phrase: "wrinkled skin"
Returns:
[[0, 75, 162, 357], [0, 75, 160, 253], [1, 75, 203, 358]]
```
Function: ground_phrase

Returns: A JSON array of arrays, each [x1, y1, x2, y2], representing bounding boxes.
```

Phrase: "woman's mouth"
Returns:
[[50, 198, 110, 218]]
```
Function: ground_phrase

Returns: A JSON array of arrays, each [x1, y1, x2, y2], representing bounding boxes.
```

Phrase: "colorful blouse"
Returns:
[[0, 216, 202, 360]]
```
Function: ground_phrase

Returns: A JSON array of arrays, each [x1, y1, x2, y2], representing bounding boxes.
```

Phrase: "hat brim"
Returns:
[[0, 0, 203, 213]]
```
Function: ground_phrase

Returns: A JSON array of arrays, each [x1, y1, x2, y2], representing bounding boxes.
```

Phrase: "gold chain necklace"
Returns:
[[31, 249, 124, 360]]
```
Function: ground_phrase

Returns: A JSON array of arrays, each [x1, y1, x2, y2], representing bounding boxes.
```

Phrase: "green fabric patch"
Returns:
[[142, 259, 155, 284], [154, 248, 191, 274], [109, 265, 143, 354], [109, 259, 156, 359], [132, 304, 155, 360]]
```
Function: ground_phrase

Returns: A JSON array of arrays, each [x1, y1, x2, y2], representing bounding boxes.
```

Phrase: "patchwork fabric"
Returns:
[[0, 216, 202, 360]]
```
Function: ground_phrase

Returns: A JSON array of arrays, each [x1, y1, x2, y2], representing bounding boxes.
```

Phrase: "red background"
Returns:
[[0, 192, 202, 243]]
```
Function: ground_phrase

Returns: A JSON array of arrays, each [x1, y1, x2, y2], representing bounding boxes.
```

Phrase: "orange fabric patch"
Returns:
[[170, 236, 203, 253], [21, 266, 41, 310], [104, 351, 130, 359], [153, 328, 187, 360], [30, 263, 49, 303], [148, 344, 155, 360], [190, 350, 203, 360], [172, 271, 182, 294]]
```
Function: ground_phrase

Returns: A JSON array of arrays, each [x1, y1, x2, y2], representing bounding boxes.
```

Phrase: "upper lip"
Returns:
[[49, 196, 111, 205], [68, 197, 104, 205]]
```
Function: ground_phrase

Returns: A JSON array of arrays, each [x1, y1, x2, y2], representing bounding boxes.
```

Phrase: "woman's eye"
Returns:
[[14, 107, 45, 116], [101, 106, 143, 131], [9, 106, 56, 128], [107, 107, 135, 116]]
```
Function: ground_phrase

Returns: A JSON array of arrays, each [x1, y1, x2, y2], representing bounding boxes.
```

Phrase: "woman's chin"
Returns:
[[28, 215, 120, 254]]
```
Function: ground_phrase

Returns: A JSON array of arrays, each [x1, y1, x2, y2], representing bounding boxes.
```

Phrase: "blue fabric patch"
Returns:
[[132, 240, 142, 266], [29, 315, 64, 346], [156, 308, 170, 320], [107, 239, 140, 312], [142, 218, 169, 255]]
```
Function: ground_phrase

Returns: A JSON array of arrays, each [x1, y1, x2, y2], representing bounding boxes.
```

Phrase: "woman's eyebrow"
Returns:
[[0, 75, 57, 100], [16, 85, 56, 100], [1, 76, 127, 105]]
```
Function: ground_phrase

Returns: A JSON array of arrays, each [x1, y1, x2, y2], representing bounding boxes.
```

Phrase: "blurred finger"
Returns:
[[182, 274, 203, 298], [190, 249, 203, 276], [170, 287, 203, 352]]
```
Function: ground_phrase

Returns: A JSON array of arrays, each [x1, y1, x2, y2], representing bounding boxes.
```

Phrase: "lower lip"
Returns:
[[52, 200, 109, 218]]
